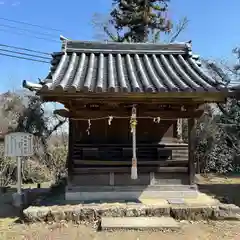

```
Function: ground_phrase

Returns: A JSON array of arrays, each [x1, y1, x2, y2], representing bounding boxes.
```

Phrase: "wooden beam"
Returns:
[[188, 118, 195, 185], [71, 103, 201, 112], [73, 166, 188, 174], [54, 109, 69, 118], [38, 91, 228, 103], [73, 143, 188, 150], [73, 110, 204, 119], [55, 109, 204, 119], [72, 159, 188, 166]]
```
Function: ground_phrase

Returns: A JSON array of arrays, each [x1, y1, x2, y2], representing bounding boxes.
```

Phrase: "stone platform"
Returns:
[[65, 185, 199, 201], [23, 193, 240, 224]]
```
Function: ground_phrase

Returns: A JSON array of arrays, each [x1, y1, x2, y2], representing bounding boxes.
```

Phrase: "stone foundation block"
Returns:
[[212, 204, 240, 220], [23, 203, 240, 223], [170, 205, 214, 220]]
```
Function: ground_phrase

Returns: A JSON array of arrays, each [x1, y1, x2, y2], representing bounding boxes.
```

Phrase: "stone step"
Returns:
[[101, 217, 180, 230], [65, 191, 198, 201], [67, 185, 198, 192], [65, 185, 199, 201]]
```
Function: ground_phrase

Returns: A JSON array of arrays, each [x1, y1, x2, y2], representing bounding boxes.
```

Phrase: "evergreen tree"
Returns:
[[107, 0, 172, 42]]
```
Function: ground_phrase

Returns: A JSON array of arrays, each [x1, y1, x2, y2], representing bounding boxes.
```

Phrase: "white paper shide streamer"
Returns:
[[130, 105, 138, 180]]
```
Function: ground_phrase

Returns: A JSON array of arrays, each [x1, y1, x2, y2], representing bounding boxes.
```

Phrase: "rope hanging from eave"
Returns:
[[177, 118, 183, 142], [130, 105, 138, 180]]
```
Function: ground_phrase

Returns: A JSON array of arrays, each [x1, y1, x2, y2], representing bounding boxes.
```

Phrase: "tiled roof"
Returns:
[[23, 41, 227, 94]]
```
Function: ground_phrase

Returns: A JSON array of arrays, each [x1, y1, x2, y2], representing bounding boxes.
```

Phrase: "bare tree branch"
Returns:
[[168, 17, 189, 43]]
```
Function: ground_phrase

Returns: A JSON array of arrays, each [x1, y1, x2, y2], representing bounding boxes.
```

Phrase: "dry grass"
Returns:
[[196, 174, 240, 185], [9, 182, 52, 189]]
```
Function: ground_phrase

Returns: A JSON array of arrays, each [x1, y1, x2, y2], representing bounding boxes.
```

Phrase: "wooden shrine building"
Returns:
[[23, 40, 230, 201]]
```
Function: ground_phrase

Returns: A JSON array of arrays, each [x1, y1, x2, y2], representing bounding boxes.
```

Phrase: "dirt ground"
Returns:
[[0, 220, 240, 240], [1, 175, 240, 239]]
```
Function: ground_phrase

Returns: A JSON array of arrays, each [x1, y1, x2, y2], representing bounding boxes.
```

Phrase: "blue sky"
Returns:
[[0, 0, 239, 92]]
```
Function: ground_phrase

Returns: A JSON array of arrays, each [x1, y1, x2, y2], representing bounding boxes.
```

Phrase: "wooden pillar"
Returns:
[[67, 119, 74, 182], [188, 118, 195, 185]]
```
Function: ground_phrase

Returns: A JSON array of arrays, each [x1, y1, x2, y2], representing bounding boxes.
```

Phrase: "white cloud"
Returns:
[[12, 1, 20, 6], [0, 1, 21, 6]]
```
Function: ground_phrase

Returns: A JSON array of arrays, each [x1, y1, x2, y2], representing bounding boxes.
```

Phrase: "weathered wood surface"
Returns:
[[71, 143, 188, 165], [70, 172, 189, 186], [72, 159, 188, 166], [72, 166, 188, 174], [188, 118, 195, 185], [72, 119, 175, 144], [42, 93, 227, 105], [67, 114, 190, 186], [68, 109, 204, 119]]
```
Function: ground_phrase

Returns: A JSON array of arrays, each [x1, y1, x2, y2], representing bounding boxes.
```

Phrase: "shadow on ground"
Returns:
[[0, 185, 51, 219], [197, 174, 240, 207], [198, 183, 240, 206], [32, 186, 142, 207], [0, 188, 22, 220]]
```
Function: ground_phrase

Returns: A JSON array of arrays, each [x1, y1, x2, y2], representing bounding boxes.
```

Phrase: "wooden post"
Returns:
[[188, 118, 195, 185], [67, 119, 74, 183]]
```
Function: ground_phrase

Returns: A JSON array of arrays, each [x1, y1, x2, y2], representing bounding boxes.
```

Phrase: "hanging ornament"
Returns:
[[130, 118, 138, 133], [108, 116, 113, 125], [130, 105, 138, 180], [86, 119, 91, 135], [153, 117, 161, 123]]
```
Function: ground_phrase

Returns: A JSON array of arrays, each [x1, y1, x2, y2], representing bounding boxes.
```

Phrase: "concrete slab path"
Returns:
[[101, 217, 180, 230]]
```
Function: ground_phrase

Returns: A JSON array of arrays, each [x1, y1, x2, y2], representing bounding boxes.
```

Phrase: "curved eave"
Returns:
[[36, 53, 225, 94], [22, 80, 42, 92]]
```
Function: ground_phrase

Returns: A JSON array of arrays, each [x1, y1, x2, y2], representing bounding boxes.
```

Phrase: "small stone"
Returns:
[[51, 210, 66, 222], [81, 208, 96, 222], [213, 205, 240, 220], [151, 207, 170, 217], [126, 202, 138, 205], [219, 204, 240, 213], [180, 220, 189, 224], [125, 208, 137, 217], [23, 206, 51, 222], [170, 206, 213, 221], [137, 206, 147, 216], [101, 207, 125, 217], [23, 207, 38, 221], [64, 210, 74, 221]]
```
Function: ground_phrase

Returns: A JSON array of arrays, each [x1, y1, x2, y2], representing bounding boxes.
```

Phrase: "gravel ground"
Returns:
[[0, 220, 240, 240]]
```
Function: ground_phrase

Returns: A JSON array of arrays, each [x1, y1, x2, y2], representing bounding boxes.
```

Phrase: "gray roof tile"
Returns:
[[25, 41, 227, 94]]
